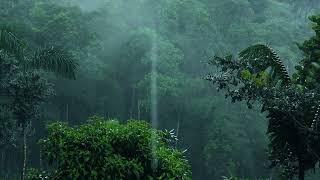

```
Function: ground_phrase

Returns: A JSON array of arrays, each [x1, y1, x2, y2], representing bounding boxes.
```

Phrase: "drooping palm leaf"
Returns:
[[30, 47, 78, 79], [0, 29, 24, 61], [0, 29, 78, 79], [239, 44, 291, 85]]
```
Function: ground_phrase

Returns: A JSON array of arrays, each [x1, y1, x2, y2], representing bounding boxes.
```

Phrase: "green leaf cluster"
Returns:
[[31, 116, 191, 180], [294, 15, 320, 88]]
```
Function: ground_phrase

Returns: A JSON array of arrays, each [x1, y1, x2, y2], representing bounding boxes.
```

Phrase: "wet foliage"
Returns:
[[207, 15, 320, 180], [27, 116, 191, 180], [1, 0, 320, 179]]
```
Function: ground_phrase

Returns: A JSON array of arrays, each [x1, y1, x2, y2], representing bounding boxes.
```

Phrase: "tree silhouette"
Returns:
[[207, 15, 320, 180], [0, 28, 78, 179]]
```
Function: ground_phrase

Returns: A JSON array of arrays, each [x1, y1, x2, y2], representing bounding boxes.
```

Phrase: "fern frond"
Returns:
[[30, 47, 78, 79], [239, 44, 291, 85]]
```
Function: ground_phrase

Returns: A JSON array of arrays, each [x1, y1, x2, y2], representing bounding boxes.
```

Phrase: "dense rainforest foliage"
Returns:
[[1, 0, 320, 179]]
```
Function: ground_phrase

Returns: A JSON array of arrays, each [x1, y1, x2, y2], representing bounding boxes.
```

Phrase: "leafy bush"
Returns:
[[28, 116, 191, 180]]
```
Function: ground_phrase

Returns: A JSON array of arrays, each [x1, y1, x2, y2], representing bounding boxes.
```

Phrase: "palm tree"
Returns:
[[0, 28, 78, 180], [0, 28, 78, 79]]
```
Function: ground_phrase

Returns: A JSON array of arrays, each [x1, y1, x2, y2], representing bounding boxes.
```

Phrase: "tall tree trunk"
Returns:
[[130, 87, 135, 119], [39, 149, 42, 171], [66, 103, 69, 122], [22, 126, 27, 180], [175, 109, 181, 148], [1, 150, 4, 177], [137, 100, 141, 120], [298, 159, 305, 180]]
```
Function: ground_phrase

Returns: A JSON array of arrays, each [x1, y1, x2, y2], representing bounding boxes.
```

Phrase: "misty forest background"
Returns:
[[1, 0, 320, 179]]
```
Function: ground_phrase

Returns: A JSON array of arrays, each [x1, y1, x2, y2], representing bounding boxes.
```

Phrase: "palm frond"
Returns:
[[239, 44, 291, 85], [0, 29, 24, 60], [30, 47, 78, 79]]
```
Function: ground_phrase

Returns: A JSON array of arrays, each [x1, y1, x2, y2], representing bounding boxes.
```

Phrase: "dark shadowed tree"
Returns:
[[0, 28, 78, 179], [206, 15, 320, 180]]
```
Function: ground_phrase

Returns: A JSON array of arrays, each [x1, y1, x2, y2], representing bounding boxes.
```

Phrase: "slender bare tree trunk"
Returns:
[[298, 159, 305, 180], [1, 150, 4, 177], [66, 103, 69, 122], [130, 87, 135, 119], [22, 126, 27, 180], [175, 109, 181, 148], [39, 149, 42, 171], [137, 100, 141, 120]]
